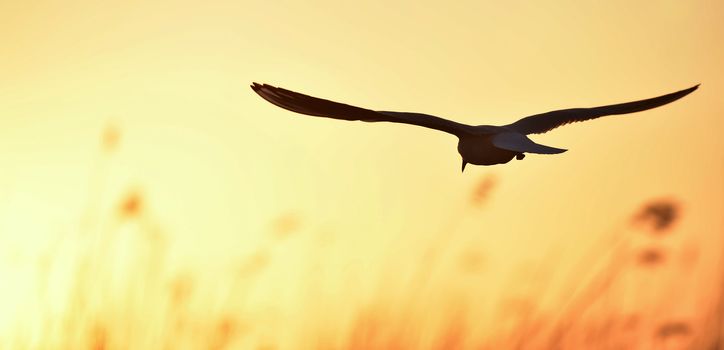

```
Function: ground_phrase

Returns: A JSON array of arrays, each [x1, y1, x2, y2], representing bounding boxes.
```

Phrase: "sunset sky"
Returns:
[[0, 1, 722, 347]]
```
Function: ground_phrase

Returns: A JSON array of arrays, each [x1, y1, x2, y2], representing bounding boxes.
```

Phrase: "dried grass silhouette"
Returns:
[[632, 198, 681, 234], [0, 127, 721, 349]]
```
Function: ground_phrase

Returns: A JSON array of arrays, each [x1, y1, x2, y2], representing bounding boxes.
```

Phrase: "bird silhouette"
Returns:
[[251, 83, 698, 171]]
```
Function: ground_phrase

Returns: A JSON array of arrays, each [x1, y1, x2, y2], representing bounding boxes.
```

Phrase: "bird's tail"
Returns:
[[491, 132, 568, 154]]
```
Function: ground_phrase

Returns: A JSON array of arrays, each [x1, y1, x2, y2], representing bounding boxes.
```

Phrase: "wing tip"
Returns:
[[667, 84, 700, 101], [251, 82, 275, 92]]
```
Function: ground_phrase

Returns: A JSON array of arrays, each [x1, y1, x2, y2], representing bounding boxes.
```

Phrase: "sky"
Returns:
[[0, 0, 722, 347]]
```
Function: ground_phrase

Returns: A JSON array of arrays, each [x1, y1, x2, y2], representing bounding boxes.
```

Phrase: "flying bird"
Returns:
[[251, 83, 698, 171]]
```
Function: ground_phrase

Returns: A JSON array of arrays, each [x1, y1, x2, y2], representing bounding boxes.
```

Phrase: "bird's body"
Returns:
[[458, 131, 517, 166], [251, 82, 698, 171]]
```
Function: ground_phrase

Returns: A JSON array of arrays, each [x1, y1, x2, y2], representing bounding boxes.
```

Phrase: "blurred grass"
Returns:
[[0, 127, 722, 349]]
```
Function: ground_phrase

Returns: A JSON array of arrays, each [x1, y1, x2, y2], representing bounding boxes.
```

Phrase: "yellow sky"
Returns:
[[0, 1, 723, 346]]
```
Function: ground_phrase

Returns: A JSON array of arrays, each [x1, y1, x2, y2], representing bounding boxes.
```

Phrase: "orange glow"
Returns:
[[1, 1, 723, 348]]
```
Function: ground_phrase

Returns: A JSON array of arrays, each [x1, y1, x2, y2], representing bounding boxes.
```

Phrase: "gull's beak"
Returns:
[[461, 160, 468, 172]]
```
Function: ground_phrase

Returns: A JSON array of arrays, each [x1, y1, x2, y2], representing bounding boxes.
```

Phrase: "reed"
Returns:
[[0, 127, 720, 349]]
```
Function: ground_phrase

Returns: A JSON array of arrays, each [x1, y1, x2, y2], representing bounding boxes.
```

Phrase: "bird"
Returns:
[[251, 82, 698, 171]]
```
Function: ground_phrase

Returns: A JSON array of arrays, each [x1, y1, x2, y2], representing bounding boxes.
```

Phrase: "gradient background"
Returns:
[[1, 1, 722, 348]]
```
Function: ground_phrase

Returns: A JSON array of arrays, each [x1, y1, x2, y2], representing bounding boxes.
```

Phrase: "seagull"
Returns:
[[251, 83, 698, 171]]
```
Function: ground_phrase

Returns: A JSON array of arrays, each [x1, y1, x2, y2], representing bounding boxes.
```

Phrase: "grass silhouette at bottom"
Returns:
[[0, 127, 721, 349]]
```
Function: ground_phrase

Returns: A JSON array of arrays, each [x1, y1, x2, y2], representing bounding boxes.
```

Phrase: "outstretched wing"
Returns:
[[506, 85, 699, 135], [251, 83, 473, 136]]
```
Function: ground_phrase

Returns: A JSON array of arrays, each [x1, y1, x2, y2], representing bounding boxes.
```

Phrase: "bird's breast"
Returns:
[[457, 136, 517, 166]]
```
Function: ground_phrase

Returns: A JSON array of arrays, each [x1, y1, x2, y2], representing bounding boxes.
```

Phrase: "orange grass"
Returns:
[[0, 128, 722, 349]]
